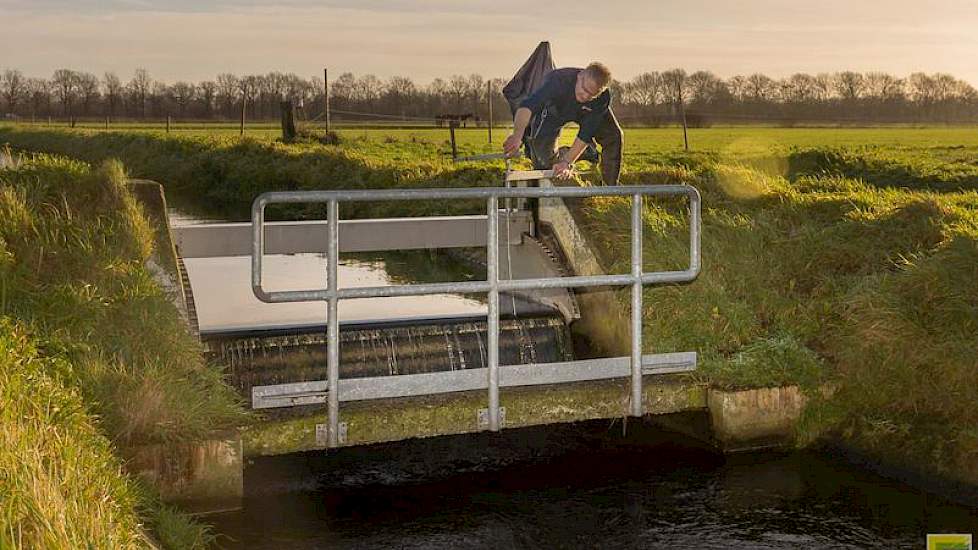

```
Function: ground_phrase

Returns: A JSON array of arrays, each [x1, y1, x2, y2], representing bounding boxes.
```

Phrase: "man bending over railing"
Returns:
[[503, 62, 623, 185]]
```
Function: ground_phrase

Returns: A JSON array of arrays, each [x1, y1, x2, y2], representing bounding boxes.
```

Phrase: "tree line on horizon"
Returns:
[[1, 67, 977, 125]]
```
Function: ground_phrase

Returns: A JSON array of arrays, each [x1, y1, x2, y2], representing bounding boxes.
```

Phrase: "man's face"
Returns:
[[575, 73, 604, 103]]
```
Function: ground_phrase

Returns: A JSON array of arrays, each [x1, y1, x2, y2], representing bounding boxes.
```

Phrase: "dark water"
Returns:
[[210, 418, 978, 549]]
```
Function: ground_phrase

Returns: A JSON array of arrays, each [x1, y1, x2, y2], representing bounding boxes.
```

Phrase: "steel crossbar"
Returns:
[[251, 184, 701, 448]]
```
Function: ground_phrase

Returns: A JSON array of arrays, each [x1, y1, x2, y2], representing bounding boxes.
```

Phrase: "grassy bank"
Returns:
[[1, 125, 976, 491], [0, 126, 504, 220], [579, 160, 978, 483], [0, 153, 245, 547]]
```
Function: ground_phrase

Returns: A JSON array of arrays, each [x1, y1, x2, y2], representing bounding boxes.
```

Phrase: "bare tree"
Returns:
[[629, 72, 663, 108], [384, 75, 416, 114], [932, 73, 958, 102], [447, 74, 471, 112], [329, 72, 355, 110], [863, 72, 903, 100], [1, 69, 26, 114], [661, 69, 688, 105], [952, 79, 977, 102], [428, 77, 448, 97], [24, 78, 51, 118], [3, 66, 975, 125], [76, 72, 100, 115], [253, 74, 274, 119], [686, 70, 725, 104], [51, 68, 79, 116], [216, 73, 239, 118], [467, 73, 485, 115], [726, 75, 748, 101], [745, 73, 775, 101], [282, 73, 306, 103], [785, 73, 819, 103], [197, 80, 217, 117], [170, 81, 195, 117], [907, 73, 936, 104], [239, 75, 260, 118], [102, 72, 123, 117], [128, 68, 152, 118], [353, 74, 382, 108], [149, 81, 167, 117], [834, 71, 865, 100]]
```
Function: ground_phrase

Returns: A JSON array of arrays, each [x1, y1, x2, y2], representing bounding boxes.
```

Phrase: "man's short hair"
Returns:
[[583, 62, 612, 89]]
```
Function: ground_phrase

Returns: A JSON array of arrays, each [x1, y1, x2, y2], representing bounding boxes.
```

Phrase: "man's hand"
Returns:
[[502, 133, 522, 157], [552, 160, 573, 179]]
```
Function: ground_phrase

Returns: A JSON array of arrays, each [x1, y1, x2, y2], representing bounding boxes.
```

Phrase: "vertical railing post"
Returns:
[[630, 193, 644, 417], [487, 195, 500, 431], [327, 199, 340, 446], [689, 190, 702, 275], [251, 198, 265, 295]]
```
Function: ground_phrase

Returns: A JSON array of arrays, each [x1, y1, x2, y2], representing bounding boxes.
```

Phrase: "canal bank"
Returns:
[[0, 152, 246, 548]]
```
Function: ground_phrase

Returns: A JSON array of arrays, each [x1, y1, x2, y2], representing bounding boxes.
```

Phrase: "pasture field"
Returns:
[[10, 119, 978, 150], [1, 122, 977, 504]]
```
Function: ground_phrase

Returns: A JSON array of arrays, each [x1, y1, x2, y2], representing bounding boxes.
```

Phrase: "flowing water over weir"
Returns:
[[207, 315, 574, 408]]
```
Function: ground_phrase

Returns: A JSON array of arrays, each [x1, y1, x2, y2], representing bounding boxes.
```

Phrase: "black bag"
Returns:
[[502, 41, 555, 159], [502, 41, 555, 115]]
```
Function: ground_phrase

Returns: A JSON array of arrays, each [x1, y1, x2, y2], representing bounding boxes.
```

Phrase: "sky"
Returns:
[[2, 0, 978, 85]]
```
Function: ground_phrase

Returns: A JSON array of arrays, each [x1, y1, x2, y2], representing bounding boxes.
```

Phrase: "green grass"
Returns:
[[2, 124, 977, 487], [0, 153, 246, 548], [0, 318, 145, 548], [577, 157, 978, 481]]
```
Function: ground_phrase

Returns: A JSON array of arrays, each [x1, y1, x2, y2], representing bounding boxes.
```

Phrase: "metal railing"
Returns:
[[252, 184, 701, 447]]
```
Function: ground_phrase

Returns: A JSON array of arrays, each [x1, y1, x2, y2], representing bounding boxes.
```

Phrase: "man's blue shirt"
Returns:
[[519, 67, 611, 142]]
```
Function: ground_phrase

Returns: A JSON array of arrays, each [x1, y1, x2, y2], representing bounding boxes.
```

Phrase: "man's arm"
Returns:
[[502, 74, 558, 156], [503, 107, 532, 156], [551, 138, 589, 178]]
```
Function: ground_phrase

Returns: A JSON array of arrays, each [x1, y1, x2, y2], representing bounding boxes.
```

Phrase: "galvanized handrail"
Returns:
[[252, 184, 701, 447]]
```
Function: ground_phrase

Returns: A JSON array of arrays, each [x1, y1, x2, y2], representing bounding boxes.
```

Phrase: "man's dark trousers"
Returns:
[[528, 109, 623, 185]]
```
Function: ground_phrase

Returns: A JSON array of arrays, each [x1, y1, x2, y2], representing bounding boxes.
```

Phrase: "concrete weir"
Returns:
[[132, 178, 808, 512]]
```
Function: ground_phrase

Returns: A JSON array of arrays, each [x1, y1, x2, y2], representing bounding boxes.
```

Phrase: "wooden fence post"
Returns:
[[323, 68, 330, 133], [240, 97, 246, 136], [280, 100, 297, 142], [487, 81, 493, 144], [449, 120, 458, 160], [677, 81, 689, 151]]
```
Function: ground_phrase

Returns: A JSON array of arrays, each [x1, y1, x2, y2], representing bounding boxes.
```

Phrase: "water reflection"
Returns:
[[185, 254, 489, 333]]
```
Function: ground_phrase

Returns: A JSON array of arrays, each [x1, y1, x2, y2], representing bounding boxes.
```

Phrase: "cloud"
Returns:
[[1, 0, 976, 84]]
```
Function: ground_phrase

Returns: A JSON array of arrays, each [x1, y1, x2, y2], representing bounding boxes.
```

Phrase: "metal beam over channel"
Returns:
[[172, 213, 533, 258], [252, 352, 698, 409]]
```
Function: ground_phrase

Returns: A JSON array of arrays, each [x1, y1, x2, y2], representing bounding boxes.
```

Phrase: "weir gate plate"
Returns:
[[252, 352, 697, 410]]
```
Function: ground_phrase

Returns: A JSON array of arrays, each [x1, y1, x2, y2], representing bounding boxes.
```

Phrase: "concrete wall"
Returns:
[[536, 179, 630, 356]]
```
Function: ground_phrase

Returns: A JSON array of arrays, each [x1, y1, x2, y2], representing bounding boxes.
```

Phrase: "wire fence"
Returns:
[[8, 105, 978, 132]]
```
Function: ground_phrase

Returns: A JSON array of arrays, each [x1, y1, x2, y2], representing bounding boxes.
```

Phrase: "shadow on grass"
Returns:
[[785, 147, 978, 192]]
